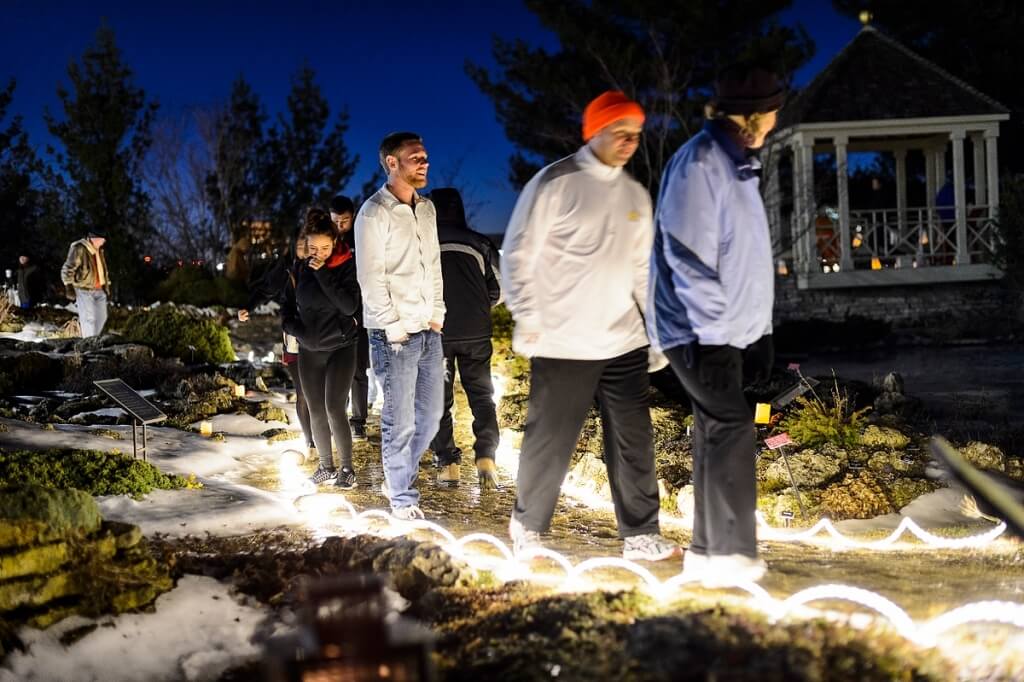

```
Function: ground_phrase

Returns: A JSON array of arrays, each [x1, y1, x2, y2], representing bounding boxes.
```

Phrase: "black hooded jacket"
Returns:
[[281, 245, 361, 352], [430, 188, 502, 343]]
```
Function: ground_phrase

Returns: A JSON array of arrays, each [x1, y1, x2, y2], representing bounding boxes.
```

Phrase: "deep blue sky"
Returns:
[[2, 0, 859, 236]]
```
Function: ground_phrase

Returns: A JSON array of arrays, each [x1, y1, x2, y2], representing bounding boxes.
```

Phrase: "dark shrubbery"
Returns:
[[154, 266, 247, 308], [124, 306, 235, 364]]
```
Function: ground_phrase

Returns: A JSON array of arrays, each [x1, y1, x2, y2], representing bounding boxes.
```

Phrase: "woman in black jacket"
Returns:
[[282, 208, 362, 489]]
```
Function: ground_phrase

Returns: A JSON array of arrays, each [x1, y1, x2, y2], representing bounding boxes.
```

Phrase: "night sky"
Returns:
[[2, 0, 859, 236]]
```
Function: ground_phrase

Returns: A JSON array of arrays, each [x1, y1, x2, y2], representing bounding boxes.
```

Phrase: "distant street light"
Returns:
[[216, 262, 225, 272]]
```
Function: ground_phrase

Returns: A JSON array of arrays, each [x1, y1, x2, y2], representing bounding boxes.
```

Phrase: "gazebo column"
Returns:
[[834, 136, 853, 270], [764, 144, 782, 251], [935, 143, 947, 190], [971, 132, 987, 209], [790, 136, 816, 275], [985, 127, 1000, 220], [894, 148, 907, 235], [951, 130, 969, 265]]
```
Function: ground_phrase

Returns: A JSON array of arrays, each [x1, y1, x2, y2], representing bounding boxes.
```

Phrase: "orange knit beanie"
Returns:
[[582, 91, 645, 142]]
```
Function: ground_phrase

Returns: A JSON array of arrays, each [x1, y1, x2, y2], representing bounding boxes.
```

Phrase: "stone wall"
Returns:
[[773, 276, 1024, 343]]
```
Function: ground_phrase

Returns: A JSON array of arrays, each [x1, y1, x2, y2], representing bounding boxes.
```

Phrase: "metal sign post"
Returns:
[[93, 379, 167, 461], [765, 432, 807, 520]]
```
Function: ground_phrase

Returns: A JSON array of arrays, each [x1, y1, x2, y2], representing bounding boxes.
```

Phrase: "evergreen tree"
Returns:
[[205, 76, 268, 244], [264, 65, 358, 241], [44, 24, 157, 299], [467, 0, 813, 192], [0, 79, 44, 268]]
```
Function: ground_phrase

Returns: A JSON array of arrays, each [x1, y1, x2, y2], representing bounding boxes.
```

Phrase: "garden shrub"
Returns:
[[123, 306, 235, 364], [0, 448, 202, 499], [781, 380, 871, 448]]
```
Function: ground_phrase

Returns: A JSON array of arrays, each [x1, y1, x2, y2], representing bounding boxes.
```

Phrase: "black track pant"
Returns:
[[430, 338, 499, 465], [512, 347, 660, 538], [664, 344, 758, 558], [298, 344, 357, 469], [349, 328, 369, 427], [286, 362, 313, 448]]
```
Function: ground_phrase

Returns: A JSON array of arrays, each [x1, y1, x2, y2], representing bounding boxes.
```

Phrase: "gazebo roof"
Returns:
[[776, 25, 1009, 131]]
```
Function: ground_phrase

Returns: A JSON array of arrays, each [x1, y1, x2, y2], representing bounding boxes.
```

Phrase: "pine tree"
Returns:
[[0, 79, 44, 268], [44, 24, 158, 300], [467, 0, 814, 192], [264, 65, 358, 241]]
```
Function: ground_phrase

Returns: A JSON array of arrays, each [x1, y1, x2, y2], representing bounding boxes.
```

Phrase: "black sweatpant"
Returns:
[[298, 344, 357, 469], [349, 328, 369, 427], [430, 338, 500, 465], [513, 347, 660, 538], [664, 343, 758, 558], [285, 362, 313, 448]]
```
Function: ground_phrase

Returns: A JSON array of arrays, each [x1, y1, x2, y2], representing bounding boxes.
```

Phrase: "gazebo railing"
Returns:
[[805, 205, 1000, 272]]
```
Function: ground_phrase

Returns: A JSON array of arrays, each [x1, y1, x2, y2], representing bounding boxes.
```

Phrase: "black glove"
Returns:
[[696, 344, 742, 392], [743, 334, 774, 384], [64, 284, 76, 301]]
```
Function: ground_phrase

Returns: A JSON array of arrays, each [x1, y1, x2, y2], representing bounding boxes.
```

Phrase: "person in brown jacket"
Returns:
[[60, 229, 111, 337]]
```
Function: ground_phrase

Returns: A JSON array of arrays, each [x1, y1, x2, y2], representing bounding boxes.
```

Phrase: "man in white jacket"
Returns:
[[355, 131, 445, 521], [501, 91, 677, 562]]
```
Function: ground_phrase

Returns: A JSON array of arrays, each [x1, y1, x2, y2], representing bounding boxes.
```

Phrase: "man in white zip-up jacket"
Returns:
[[355, 131, 445, 521], [502, 91, 677, 562]]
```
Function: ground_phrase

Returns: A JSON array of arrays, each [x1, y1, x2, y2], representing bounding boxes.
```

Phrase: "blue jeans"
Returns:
[[76, 288, 108, 338], [370, 329, 444, 510]]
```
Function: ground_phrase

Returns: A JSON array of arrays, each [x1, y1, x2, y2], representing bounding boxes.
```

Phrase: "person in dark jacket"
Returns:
[[282, 208, 362, 489], [330, 195, 370, 442], [238, 231, 316, 460], [428, 188, 502, 488], [16, 255, 44, 310]]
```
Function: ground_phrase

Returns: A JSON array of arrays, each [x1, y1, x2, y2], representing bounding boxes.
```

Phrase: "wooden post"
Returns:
[[835, 136, 853, 270], [986, 128, 1000, 221], [895, 148, 908, 235]]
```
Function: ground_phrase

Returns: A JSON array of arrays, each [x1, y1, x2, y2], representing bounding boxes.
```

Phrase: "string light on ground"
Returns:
[[279, 455, 1024, 651]]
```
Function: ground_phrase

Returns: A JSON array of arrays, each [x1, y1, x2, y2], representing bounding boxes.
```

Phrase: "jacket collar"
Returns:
[[380, 183, 426, 211], [325, 242, 353, 268], [704, 120, 760, 180], [80, 238, 100, 256], [575, 144, 623, 181]]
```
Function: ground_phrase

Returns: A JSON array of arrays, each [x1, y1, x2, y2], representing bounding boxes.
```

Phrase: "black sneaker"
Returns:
[[352, 423, 367, 441], [309, 465, 338, 485], [335, 466, 357, 490]]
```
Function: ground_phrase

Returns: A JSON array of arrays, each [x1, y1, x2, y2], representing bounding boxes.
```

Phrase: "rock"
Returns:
[[881, 372, 904, 394], [820, 472, 893, 520], [890, 479, 940, 510], [1007, 458, 1024, 482], [0, 572, 78, 612], [0, 542, 71, 581], [568, 452, 610, 498], [255, 376, 269, 393], [262, 428, 302, 444], [960, 442, 1006, 473], [0, 350, 64, 395], [252, 401, 288, 424], [861, 425, 910, 450], [676, 485, 695, 524], [758, 489, 821, 526], [0, 486, 102, 549], [764, 447, 846, 491], [866, 450, 927, 478], [103, 343, 155, 364]]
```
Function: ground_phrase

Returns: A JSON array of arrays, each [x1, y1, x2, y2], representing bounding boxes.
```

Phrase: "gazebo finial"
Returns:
[[859, 10, 874, 26]]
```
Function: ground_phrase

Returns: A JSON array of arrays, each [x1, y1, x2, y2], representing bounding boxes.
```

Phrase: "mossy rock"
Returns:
[[262, 428, 302, 444], [0, 486, 102, 549], [758, 490, 822, 526], [0, 350, 65, 395], [890, 479, 941, 510], [124, 306, 234, 364], [860, 425, 910, 450], [820, 472, 894, 520], [763, 447, 846, 491], [90, 428, 124, 440], [1007, 458, 1024, 482], [251, 401, 288, 424], [0, 571, 78, 612], [960, 442, 1006, 473], [866, 450, 927, 478], [0, 449, 199, 500], [0, 541, 71, 580]]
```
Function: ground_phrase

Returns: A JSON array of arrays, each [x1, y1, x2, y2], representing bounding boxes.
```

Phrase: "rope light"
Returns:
[[281, 456, 1024, 650]]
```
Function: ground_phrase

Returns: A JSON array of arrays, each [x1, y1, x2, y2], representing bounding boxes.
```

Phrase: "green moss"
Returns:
[[820, 471, 894, 520], [262, 428, 302, 443], [0, 448, 201, 500], [90, 428, 123, 440], [0, 486, 101, 548], [123, 306, 235, 364]]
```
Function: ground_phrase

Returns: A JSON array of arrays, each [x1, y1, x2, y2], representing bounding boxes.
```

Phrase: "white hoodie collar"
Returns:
[[575, 144, 623, 181]]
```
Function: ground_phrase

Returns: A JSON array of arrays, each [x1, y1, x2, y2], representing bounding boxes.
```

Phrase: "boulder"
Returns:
[[0, 486, 102, 549], [0, 350, 64, 395], [820, 472, 893, 520], [960, 442, 1007, 473], [861, 425, 910, 450], [764, 447, 846, 491], [866, 450, 927, 478]]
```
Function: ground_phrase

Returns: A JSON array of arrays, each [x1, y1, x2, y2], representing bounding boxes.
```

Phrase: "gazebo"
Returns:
[[765, 25, 1010, 289]]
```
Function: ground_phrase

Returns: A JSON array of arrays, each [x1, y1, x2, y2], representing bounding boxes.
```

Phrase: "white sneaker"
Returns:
[[622, 533, 680, 561], [391, 505, 425, 521], [679, 551, 709, 583], [508, 515, 544, 558], [701, 554, 766, 588]]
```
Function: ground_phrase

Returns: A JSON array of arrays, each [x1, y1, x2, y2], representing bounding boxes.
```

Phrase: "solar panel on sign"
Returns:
[[94, 379, 167, 424]]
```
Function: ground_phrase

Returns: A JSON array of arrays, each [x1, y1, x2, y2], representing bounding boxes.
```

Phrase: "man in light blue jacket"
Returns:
[[648, 63, 784, 586]]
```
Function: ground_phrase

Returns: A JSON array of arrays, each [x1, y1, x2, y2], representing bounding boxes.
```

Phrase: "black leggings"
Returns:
[[285, 362, 313, 448], [298, 344, 357, 469]]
